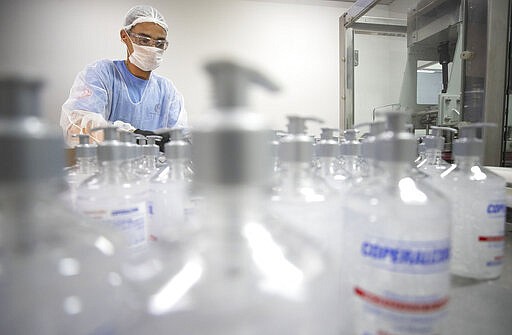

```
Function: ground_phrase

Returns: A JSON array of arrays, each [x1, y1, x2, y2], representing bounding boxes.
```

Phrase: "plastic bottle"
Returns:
[[76, 126, 150, 248], [127, 60, 339, 334], [136, 135, 162, 180], [417, 126, 457, 177], [271, 116, 345, 300], [148, 128, 193, 242], [0, 78, 127, 335], [64, 134, 98, 208], [356, 121, 385, 179], [343, 109, 451, 335], [415, 140, 426, 165], [314, 127, 351, 192], [339, 128, 364, 180], [441, 123, 506, 279]]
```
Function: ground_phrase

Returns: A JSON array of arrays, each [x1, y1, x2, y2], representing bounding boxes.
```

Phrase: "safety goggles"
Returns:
[[128, 31, 169, 50]]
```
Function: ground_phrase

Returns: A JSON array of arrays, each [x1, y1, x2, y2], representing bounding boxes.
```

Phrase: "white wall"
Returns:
[[0, 0, 407, 137]]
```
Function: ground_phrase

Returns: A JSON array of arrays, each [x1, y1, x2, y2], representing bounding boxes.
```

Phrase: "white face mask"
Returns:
[[129, 43, 164, 72]]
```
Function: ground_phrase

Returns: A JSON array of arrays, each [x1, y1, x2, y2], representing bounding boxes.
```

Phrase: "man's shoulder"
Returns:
[[84, 59, 116, 71]]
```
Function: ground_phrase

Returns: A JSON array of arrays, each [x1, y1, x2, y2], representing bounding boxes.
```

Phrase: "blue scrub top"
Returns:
[[63, 59, 185, 131]]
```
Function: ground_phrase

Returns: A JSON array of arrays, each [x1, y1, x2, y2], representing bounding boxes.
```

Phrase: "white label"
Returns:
[[82, 202, 148, 248], [353, 236, 450, 335]]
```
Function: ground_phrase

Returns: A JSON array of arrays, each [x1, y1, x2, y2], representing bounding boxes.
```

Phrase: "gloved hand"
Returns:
[[134, 129, 170, 152]]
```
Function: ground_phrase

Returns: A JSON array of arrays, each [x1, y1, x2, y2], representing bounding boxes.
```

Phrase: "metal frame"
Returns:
[[340, 8, 407, 130]]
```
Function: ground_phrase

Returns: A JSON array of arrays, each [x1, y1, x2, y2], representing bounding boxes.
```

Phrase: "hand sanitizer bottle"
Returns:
[[127, 60, 340, 335], [136, 135, 162, 180], [0, 78, 127, 335], [415, 140, 427, 165], [65, 134, 97, 208], [441, 123, 506, 279], [148, 129, 193, 242], [272, 116, 343, 251], [417, 126, 457, 177], [340, 128, 364, 180], [344, 109, 451, 335], [76, 127, 150, 248], [314, 127, 351, 192], [356, 121, 385, 179]]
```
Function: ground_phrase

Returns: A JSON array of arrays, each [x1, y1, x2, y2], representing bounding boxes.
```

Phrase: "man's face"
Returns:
[[121, 22, 168, 54]]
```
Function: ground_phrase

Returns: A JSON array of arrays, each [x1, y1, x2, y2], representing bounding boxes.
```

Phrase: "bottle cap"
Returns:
[[279, 116, 323, 162], [453, 123, 496, 157], [91, 127, 128, 162], [375, 108, 416, 162], [315, 128, 339, 158], [73, 134, 97, 159], [424, 126, 457, 151], [340, 128, 361, 156], [0, 77, 65, 182], [165, 129, 190, 160]]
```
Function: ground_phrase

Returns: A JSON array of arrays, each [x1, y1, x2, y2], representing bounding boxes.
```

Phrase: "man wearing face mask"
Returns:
[[60, 5, 187, 147]]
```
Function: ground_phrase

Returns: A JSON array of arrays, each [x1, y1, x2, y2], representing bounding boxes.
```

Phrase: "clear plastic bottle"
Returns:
[[76, 127, 150, 248], [64, 134, 98, 208], [415, 140, 426, 165], [272, 116, 344, 254], [356, 121, 385, 180], [339, 128, 364, 180], [148, 129, 194, 242], [343, 110, 451, 335], [135, 135, 162, 180], [125, 60, 340, 334], [417, 126, 456, 177], [314, 127, 351, 192], [440, 123, 506, 279], [0, 78, 127, 335]]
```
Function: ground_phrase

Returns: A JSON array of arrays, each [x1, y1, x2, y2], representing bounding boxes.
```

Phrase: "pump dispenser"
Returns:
[[148, 129, 194, 242], [343, 109, 451, 334], [441, 123, 506, 279], [417, 126, 456, 178], [76, 126, 149, 248], [128, 60, 339, 334], [314, 127, 351, 191], [65, 134, 98, 207], [0, 78, 126, 334]]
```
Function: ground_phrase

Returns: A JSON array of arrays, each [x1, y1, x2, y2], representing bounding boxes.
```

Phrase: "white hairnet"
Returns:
[[123, 5, 168, 32]]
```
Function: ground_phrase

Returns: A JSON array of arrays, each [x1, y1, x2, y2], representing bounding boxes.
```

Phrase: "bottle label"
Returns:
[[478, 201, 506, 267], [353, 236, 450, 335], [82, 202, 148, 248]]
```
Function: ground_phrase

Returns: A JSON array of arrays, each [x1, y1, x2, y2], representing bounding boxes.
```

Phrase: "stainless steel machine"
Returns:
[[340, 0, 511, 166]]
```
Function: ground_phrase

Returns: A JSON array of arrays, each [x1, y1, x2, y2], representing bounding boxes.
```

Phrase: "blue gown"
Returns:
[[62, 59, 187, 131]]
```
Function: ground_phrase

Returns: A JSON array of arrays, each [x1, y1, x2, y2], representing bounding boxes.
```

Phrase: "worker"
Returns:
[[60, 5, 187, 147]]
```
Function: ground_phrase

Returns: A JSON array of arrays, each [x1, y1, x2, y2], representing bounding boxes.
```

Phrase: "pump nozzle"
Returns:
[[286, 116, 323, 134], [320, 128, 339, 140], [205, 60, 280, 109], [90, 126, 119, 142]]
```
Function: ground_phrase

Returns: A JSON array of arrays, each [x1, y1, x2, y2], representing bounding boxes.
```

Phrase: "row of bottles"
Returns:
[[1, 57, 507, 335]]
